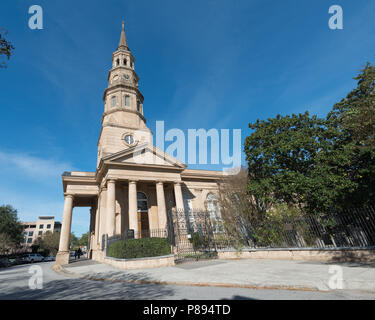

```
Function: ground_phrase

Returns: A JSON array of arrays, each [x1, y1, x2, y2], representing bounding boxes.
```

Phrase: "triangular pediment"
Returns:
[[102, 143, 187, 169]]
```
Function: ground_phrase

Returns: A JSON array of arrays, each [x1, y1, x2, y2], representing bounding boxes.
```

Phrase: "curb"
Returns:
[[52, 264, 323, 293], [52, 264, 83, 279]]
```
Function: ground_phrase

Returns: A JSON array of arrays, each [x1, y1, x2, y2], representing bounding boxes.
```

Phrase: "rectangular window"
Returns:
[[47, 224, 51, 229], [28, 231, 33, 237], [111, 96, 117, 107], [39, 224, 44, 229], [27, 238, 32, 243], [38, 231, 43, 236], [125, 95, 130, 107]]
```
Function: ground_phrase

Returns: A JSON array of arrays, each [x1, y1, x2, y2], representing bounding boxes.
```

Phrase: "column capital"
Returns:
[[107, 179, 116, 184], [64, 193, 74, 199], [156, 180, 164, 185], [174, 181, 182, 186], [129, 180, 138, 185]]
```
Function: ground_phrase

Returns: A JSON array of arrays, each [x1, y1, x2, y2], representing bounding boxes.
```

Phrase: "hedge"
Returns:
[[108, 237, 171, 259]]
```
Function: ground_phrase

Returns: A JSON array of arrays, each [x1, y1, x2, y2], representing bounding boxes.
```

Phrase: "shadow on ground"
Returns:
[[0, 271, 175, 300]]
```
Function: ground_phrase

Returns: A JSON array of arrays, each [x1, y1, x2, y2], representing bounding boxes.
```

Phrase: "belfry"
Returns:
[[56, 22, 223, 265]]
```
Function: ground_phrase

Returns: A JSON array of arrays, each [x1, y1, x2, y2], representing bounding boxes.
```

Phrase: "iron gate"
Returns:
[[169, 209, 218, 263]]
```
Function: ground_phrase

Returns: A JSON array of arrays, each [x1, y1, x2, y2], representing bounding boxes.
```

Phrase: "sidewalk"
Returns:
[[55, 258, 375, 292]]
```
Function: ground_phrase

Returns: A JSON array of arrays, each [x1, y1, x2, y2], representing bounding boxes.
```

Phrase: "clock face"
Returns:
[[124, 74, 130, 80], [124, 134, 134, 145]]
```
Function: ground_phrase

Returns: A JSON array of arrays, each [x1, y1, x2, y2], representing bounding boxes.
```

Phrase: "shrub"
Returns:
[[108, 237, 171, 259], [108, 241, 125, 258], [190, 232, 209, 251]]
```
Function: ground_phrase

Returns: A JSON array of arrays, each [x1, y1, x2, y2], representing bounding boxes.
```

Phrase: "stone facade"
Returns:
[[56, 22, 222, 265]]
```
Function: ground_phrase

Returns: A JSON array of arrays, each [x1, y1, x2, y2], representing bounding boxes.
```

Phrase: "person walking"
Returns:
[[74, 250, 77, 260], [77, 248, 82, 259]]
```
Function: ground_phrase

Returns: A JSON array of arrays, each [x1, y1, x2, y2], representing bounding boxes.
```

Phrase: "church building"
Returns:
[[56, 22, 223, 265]]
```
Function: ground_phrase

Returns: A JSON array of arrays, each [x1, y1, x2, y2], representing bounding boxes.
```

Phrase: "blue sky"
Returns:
[[1, 0, 375, 236]]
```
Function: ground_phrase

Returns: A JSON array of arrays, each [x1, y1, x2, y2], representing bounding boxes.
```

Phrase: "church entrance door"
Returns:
[[138, 211, 149, 238], [137, 192, 150, 238]]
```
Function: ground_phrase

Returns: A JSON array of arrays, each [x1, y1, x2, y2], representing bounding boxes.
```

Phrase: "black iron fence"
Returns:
[[214, 206, 375, 250], [101, 206, 375, 261], [169, 209, 218, 263]]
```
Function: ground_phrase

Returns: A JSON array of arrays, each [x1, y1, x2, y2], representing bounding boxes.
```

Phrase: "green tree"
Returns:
[[0, 205, 24, 246], [70, 232, 79, 250], [0, 233, 12, 254], [34, 231, 60, 256], [0, 28, 15, 68], [327, 62, 375, 205], [244, 112, 356, 214], [78, 231, 89, 247], [329, 62, 375, 149], [244, 62, 375, 214]]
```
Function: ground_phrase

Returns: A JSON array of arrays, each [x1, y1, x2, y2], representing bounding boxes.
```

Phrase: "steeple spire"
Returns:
[[118, 20, 128, 49]]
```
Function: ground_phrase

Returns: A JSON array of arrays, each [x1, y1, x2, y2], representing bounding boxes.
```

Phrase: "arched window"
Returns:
[[125, 95, 130, 107], [116, 58, 119, 66], [111, 96, 117, 107], [123, 58, 127, 66], [137, 192, 148, 212], [206, 193, 223, 233], [137, 100, 141, 112], [183, 193, 195, 231]]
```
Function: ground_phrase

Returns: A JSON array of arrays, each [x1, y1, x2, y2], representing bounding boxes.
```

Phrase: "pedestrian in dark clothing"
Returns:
[[74, 250, 77, 260], [77, 248, 82, 259]]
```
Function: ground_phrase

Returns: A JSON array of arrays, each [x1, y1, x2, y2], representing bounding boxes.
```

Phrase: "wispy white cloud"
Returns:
[[0, 150, 88, 236], [0, 188, 89, 237], [0, 150, 75, 182]]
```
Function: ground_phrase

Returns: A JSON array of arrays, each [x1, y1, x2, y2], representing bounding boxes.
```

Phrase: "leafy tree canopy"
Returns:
[[34, 231, 60, 256], [78, 231, 89, 247], [0, 28, 14, 68], [70, 232, 80, 250], [0, 205, 24, 245], [245, 62, 375, 214]]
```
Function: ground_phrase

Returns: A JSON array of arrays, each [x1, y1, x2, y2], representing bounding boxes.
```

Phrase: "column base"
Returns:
[[55, 251, 70, 266]]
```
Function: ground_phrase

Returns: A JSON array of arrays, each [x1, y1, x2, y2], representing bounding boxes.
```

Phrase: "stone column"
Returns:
[[56, 194, 74, 265], [98, 187, 107, 246], [106, 179, 116, 237], [95, 197, 100, 246], [174, 182, 184, 211], [128, 180, 139, 238], [88, 207, 93, 252], [156, 181, 167, 229]]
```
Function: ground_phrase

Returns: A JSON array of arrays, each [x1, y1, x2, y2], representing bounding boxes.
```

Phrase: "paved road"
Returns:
[[1, 262, 375, 300]]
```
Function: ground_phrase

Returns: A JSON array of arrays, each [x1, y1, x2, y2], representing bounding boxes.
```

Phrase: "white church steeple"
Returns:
[[97, 21, 152, 167]]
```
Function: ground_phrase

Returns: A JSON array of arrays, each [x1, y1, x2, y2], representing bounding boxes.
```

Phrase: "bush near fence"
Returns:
[[109, 237, 171, 259]]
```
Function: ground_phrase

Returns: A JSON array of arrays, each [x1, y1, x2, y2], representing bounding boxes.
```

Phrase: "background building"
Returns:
[[21, 216, 61, 247]]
